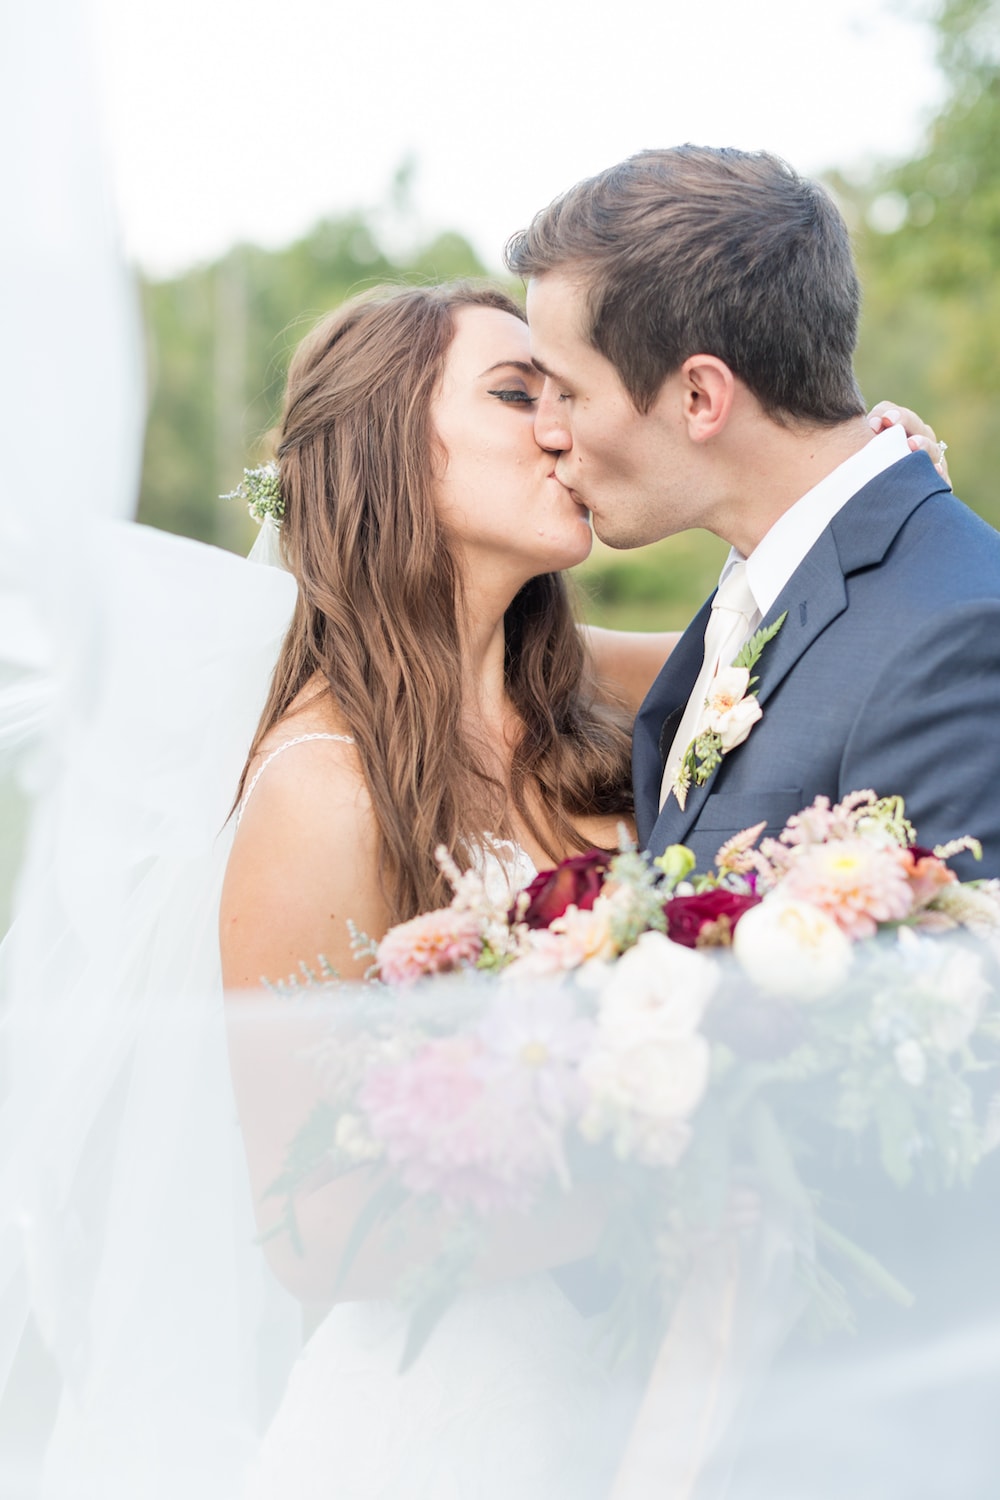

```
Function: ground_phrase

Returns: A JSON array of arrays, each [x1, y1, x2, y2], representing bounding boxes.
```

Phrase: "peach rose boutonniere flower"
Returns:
[[671, 612, 787, 810]]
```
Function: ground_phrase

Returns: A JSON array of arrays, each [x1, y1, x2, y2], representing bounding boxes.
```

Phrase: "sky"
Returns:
[[92, 0, 943, 278]]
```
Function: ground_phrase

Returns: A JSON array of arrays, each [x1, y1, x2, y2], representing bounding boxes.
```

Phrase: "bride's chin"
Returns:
[[563, 524, 595, 571]]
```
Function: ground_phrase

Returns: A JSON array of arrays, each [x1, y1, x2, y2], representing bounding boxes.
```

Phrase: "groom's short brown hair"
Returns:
[[506, 145, 865, 424]]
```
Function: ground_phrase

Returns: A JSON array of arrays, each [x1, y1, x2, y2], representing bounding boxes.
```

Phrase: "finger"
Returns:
[[867, 401, 902, 433], [907, 434, 951, 484], [867, 402, 938, 444]]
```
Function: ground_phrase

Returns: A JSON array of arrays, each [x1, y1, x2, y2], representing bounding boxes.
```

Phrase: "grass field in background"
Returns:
[[572, 529, 727, 633]]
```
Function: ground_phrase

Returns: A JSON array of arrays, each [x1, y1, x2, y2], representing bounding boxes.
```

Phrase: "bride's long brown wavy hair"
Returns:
[[242, 283, 633, 921]]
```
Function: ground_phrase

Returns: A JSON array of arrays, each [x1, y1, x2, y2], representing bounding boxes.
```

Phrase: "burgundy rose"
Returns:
[[665, 889, 761, 949], [515, 850, 614, 930]]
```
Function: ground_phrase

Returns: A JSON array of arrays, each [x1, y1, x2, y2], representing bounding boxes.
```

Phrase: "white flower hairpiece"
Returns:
[[221, 461, 284, 526]]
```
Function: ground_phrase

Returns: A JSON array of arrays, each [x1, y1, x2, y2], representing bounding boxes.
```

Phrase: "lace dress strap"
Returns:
[[237, 731, 355, 825]]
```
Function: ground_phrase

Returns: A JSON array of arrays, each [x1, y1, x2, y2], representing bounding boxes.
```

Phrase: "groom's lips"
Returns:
[[550, 471, 586, 507]]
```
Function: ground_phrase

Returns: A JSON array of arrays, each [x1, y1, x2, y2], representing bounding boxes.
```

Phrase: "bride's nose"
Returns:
[[533, 385, 570, 454]]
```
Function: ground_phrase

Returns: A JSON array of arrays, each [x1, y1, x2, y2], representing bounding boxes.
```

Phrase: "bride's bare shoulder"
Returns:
[[238, 675, 368, 847], [244, 675, 361, 800], [222, 677, 385, 987], [255, 672, 355, 756]]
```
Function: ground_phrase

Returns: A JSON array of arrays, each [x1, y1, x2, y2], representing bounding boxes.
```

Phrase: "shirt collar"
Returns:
[[720, 424, 911, 619]]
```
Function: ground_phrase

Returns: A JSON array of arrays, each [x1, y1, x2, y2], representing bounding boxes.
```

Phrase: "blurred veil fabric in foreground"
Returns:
[[0, 3, 300, 1495], [4, 4, 1000, 1498]]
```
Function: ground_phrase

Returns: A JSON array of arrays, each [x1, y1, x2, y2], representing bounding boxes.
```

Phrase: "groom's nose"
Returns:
[[534, 383, 571, 454]]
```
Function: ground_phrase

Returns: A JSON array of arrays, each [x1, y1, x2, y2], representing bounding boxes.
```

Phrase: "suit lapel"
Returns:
[[642, 543, 849, 850], [641, 453, 947, 854], [633, 599, 712, 845]]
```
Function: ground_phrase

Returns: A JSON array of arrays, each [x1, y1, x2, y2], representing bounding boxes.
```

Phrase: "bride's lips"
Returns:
[[547, 470, 589, 517]]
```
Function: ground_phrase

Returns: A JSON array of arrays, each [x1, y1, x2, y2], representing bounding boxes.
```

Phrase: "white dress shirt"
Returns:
[[719, 423, 911, 634]]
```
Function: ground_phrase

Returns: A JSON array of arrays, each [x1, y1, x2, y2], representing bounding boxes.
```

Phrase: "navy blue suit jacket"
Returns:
[[633, 453, 1000, 879]]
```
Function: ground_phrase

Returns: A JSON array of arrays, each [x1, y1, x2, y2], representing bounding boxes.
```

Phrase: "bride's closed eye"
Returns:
[[487, 388, 538, 406]]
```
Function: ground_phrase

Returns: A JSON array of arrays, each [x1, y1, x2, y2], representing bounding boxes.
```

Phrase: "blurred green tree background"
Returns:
[[136, 0, 998, 630], [1, 0, 996, 936]]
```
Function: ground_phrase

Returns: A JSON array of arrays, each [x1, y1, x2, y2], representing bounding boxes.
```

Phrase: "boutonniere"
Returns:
[[670, 612, 787, 810]]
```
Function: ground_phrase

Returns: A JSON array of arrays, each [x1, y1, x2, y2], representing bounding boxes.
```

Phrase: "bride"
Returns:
[[221, 282, 669, 985], [222, 282, 674, 1498]]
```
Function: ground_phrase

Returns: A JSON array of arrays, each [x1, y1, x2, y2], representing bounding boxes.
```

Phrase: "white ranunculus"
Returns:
[[598, 930, 718, 1043], [733, 896, 853, 998], [925, 948, 989, 1052], [582, 1032, 711, 1123], [894, 1038, 928, 1087]]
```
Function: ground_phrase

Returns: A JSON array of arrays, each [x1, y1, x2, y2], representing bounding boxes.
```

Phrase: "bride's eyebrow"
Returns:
[[478, 360, 538, 378]]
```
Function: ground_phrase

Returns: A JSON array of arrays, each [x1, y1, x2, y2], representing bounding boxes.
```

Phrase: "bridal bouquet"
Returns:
[[272, 792, 1000, 1364]]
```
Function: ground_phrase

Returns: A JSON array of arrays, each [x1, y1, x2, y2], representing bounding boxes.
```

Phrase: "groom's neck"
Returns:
[[709, 412, 875, 556]]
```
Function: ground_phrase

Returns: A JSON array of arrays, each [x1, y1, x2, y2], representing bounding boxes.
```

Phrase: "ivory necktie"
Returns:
[[659, 561, 757, 810]]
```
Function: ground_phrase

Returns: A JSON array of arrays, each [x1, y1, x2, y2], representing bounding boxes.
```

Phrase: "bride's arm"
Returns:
[[222, 742, 604, 1304], [581, 625, 680, 716]]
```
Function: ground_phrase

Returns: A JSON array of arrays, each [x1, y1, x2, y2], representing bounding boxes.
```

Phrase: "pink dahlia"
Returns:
[[779, 837, 914, 939], [376, 907, 483, 985], [360, 1036, 555, 1214]]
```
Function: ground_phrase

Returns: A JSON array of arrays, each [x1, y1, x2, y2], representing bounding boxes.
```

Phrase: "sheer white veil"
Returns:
[[1, 4, 300, 1495]]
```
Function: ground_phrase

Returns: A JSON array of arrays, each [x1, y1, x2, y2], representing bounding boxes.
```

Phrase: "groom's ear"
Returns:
[[679, 355, 735, 442]]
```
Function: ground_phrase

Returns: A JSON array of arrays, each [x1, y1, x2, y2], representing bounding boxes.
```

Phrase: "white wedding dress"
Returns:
[[245, 1275, 630, 1500], [224, 802, 636, 1500]]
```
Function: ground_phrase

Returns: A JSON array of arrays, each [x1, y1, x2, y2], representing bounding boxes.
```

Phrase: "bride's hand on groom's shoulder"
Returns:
[[867, 400, 951, 486]]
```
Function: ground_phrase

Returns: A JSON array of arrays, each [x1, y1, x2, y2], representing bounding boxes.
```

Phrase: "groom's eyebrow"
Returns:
[[531, 357, 557, 378]]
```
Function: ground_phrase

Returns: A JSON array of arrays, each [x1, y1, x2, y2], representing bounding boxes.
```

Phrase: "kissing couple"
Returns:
[[8, 144, 1000, 1499], [223, 144, 1000, 1498]]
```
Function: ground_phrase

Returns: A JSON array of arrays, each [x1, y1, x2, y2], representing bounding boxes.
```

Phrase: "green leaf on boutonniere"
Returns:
[[733, 611, 787, 677], [668, 610, 786, 810]]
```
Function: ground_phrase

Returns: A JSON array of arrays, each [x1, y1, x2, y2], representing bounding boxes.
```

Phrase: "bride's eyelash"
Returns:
[[487, 389, 538, 406]]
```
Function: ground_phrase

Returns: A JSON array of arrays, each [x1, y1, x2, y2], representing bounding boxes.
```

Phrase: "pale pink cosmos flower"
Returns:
[[478, 988, 593, 1141], [779, 837, 914, 939], [376, 907, 484, 985]]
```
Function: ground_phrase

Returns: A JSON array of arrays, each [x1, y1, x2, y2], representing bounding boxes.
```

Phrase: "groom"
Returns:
[[509, 145, 1000, 1493], [507, 145, 1000, 878]]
